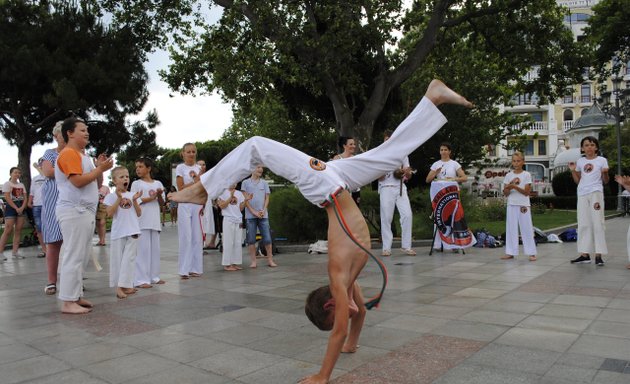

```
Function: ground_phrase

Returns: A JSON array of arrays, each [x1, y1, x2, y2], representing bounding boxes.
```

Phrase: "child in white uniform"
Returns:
[[104, 167, 142, 299], [217, 185, 247, 271], [131, 158, 165, 288], [614, 175, 630, 269], [569, 136, 609, 266], [501, 152, 537, 261], [175, 143, 204, 279]]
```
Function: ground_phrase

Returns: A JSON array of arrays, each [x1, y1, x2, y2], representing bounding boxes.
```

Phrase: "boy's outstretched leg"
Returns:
[[168, 182, 207, 205]]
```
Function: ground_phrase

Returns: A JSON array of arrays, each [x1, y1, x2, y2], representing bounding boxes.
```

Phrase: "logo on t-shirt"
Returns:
[[149, 189, 156, 197], [511, 177, 521, 186], [11, 187, 24, 200], [120, 198, 132, 209], [309, 158, 326, 171], [189, 170, 198, 179], [229, 196, 238, 205], [583, 163, 594, 173]]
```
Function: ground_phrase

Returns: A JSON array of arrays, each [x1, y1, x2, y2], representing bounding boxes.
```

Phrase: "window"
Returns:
[[524, 164, 545, 182], [580, 83, 591, 103], [563, 87, 574, 103], [563, 110, 573, 121], [525, 140, 534, 156], [538, 139, 547, 156], [626, 61, 630, 75]]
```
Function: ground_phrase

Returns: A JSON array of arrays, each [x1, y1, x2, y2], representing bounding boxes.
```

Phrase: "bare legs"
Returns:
[[425, 79, 473, 108]]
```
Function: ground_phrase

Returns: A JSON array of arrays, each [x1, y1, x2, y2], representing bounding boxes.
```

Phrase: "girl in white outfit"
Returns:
[[217, 185, 247, 271], [175, 143, 204, 279], [501, 152, 537, 261], [569, 136, 609, 266]]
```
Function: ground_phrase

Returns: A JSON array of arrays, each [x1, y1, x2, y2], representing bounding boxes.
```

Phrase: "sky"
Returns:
[[0, 6, 232, 187]]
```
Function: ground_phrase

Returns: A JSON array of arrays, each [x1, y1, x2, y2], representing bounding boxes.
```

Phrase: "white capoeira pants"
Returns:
[[222, 219, 243, 266], [201, 201, 215, 236], [200, 97, 447, 206], [177, 202, 203, 276], [505, 205, 537, 257], [57, 207, 95, 302], [110, 236, 137, 288], [379, 185, 413, 250], [134, 229, 161, 286], [577, 191, 607, 255]]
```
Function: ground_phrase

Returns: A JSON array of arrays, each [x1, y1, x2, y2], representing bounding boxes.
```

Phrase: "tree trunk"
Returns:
[[16, 139, 33, 194]]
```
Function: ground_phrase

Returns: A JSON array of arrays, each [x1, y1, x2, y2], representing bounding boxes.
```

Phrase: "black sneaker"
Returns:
[[571, 255, 591, 264], [595, 256, 605, 266]]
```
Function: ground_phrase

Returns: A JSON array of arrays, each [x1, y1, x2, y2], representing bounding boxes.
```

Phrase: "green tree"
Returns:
[[0, 0, 150, 190], [101, 0, 587, 154], [584, 0, 630, 76]]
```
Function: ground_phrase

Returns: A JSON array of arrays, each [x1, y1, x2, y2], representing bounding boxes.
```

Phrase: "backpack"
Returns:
[[473, 230, 497, 248], [559, 228, 578, 242]]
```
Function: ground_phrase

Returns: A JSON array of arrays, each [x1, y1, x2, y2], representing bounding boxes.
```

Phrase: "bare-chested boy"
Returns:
[[169, 80, 472, 383]]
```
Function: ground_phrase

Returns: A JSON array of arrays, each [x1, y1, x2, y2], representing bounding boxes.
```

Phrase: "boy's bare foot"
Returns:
[[529, 255, 537, 261], [189, 272, 202, 277], [500, 255, 514, 260], [62, 301, 92, 314], [122, 288, 137, 294], [168, 183, 207, 205], [155, 280, 166, 284], [76, 298, 93, 308], [250, 262, 257, 268], [116, 288, 127, 299], [136, 283, 152, 288], [268, 259, 278, 267], [180, 275, 190, 280], [426, 79, 473, 108], [341, 344, 359, 353], [224, 265, 238, 271], [232, 264, 243, 270]]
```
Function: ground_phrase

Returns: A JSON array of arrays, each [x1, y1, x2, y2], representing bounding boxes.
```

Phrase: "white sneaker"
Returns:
[[401, 248, 416, 256], [381, 250, 391, 257]]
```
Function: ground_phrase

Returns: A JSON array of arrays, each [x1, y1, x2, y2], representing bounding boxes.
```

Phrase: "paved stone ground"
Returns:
[[1, 216, 630, 383]]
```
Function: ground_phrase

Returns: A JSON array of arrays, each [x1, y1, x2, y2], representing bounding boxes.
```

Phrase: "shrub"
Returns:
[[552, 170, 577, 197], [268, 187, 327, 242]]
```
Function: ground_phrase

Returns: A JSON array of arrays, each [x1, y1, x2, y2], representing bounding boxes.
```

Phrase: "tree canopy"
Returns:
[[0, 0, 150, 189], [584, 0, 630, 76]]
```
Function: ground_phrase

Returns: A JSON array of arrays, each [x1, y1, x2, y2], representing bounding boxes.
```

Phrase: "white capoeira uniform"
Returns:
[[176, 163, 204, 276], [379, 156, 413, 251], [130, 179, 164, 285], [575, 156, 608, 255], [103, 191, 141, 289], [218, 189, 245, 266], [199, 97, 447, 205], [201, 198, 215, 238], [503, 170, 537, 257]]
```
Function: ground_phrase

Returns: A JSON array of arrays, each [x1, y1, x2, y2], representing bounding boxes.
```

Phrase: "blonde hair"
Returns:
[[512, 151, 525, 161], [111, 166, 128, 179], [52, 120, 63, 136]]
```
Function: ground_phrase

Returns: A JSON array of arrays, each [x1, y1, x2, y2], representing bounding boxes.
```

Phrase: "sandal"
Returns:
[[44, 283, 56, 295]]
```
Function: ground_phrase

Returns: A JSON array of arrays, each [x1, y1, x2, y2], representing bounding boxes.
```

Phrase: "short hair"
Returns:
[[512, 151, 525, 161], [61, 117, 85, 142], [305, 286, 333, 331], [9, 167, 20, 175], [440, 142, 452, 151], [580, 136, 600, 154], [135, 157, 154, 169], [52, 120, 63, 136], [111, 166, 128, 179], [383, 129, 393, 138]]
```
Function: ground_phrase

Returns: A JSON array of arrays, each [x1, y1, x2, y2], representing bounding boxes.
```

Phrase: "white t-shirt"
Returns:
[[379, 156, 410, 188], [503, 170, 532, 207], [130, 179, 164, 231], [219, 189, 245, 224], [430, 159, 462, 180], [103, 191, 141, 240], [3, 180, 27, 203], [176, 163, 201, 187], [29, 175, 46, 206], [55, 148, 98, 213], [576, 156, 608, 196]]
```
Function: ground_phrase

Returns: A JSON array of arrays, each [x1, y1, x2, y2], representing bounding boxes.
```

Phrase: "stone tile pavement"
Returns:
[[1, 216, 630, 383]]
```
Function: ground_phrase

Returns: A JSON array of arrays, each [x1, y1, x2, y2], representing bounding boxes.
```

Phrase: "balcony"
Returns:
[[563, 121, 574, 132], [580, 95, 592, 103], [562, 95, 574, 104], [510, 121, 548, 133]]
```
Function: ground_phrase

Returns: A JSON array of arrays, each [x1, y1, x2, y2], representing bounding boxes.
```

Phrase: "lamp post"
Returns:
[[600, 76, 629, 212]]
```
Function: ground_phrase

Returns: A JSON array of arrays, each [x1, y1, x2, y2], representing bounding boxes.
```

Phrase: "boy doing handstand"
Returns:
[[104, 167, 142, 299], [169, 80, 472, 383]]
